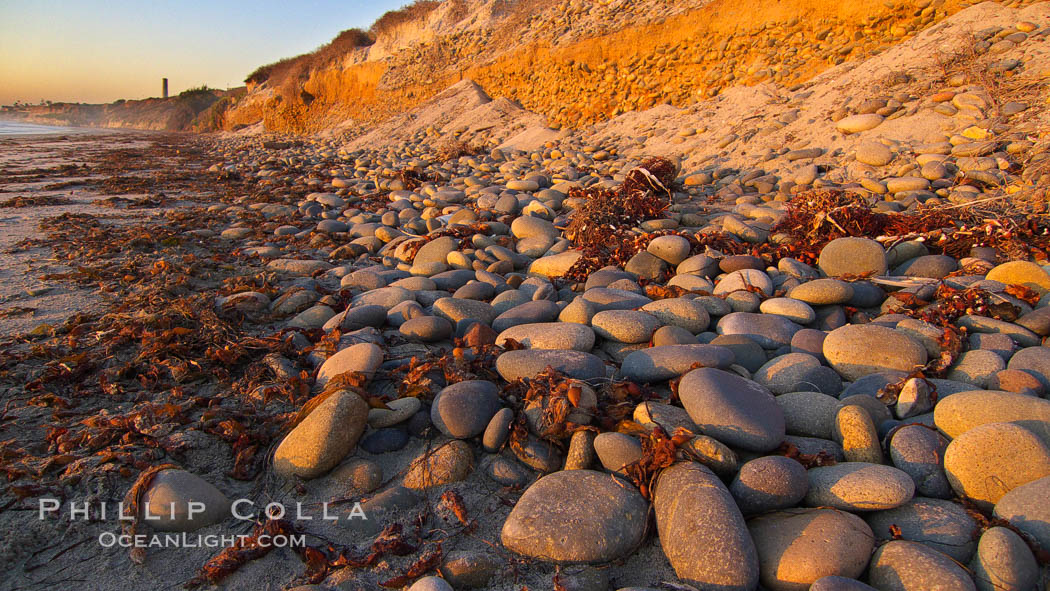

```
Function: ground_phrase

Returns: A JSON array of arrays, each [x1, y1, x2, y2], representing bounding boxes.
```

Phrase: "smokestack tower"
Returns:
[[162, 78, 168, 99]]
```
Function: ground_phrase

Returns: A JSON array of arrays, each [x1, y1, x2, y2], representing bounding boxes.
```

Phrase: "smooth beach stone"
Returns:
[[323, 458, 383, 495], [267, 258, 333, 275], [719, 255, 765, 273], [786, 435, 844, 461], [934, 390, 1050, 445], [713, 269, 773, 296], [677, 254, 720, 277], [986, 261, 1050, 296], [759, 298, 816, 324], [730, 456, 809, 515], [838, 394, 892, 427], [580, 288, 652, 311], [430, 269, 476, 291], [620, 344, 735, 382], [634, 401, 698, 433], [216, 291, 271, 317], [944, 422, 1050, 509], [788, 279, 855, 306], [989, 369, 1043, 396], [652, 325, 699, 346], [387, 300, 425, 326], [809, 576, 878, 591], [360, 427, 409, 454], [403, 440, 473, 490], [496, 349, 605, 382], [888, 425, 953, 498], [855, 141, 894, 166], [823, 324, 927, 381], [970, 527, 1039, 591], [351, 285, 415, 310], [1015, 306, 1050, 336], [500, 470, 647, 564], [482, 455, 533, 487], [368, 397, 422, 429], [138, 469, 231, 532], [585, 268, 637, 290], [754, 353, 842, 396], [315, 342, 383, 389], [432, 297, 497, 325], [413, 236, 458, 267], [865, 498, 978, 562], [564, 430, 597, 470], [840, 371, 908, 398], [667, 273, 714, 292], [694, 295, 733, 317], [274, 390, 368, 479], [678, 367, 785, 452], [287, 304, 336, 329], [439, 549, 501, 589], [818, 237, 887, 278], [848, 281, 886, 308], [453, 281, 495, 301], [684, 435, 740, 476], [994, 475, 1050, 550], [641, 298, 711, 333], [332, 304, 388, 331], [805, 462, 915, 511], [591, 309, 661, 344], [868, 541, 976, 591], [968, 332, 1016, 360], [647, 235, 691, 264], [836, 113, 884, 134], [895, 377, 935, 419], [496, 322, 595, 351], [776, 391, 843, 439], [893, 255, 958, 278], [482, 407, 515, 453], [833, 405, 882, 464], [1006, 345, 1050, 389], [399, 315, 453, 341], [512, 434, 564, 473], [529, 251, 582, 278], [351, 485, 421, 534], [957, 315, 1040, 347], [593, 432, 644, 475], [491, 300, 560, 332], [717, 312, 802, 349], [559, 297, 597, 325], [653, 462, 759, 591], [711, 334, 768, 373], [748, 508, 874, 591], [625, 250, 667, 279], [408, 576, 454, 591], [946, 349, 1005, 388], [431, 380, 502, 439]]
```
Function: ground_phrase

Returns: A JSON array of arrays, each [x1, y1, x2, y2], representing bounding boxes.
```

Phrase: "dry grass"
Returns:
[[371, 1, 442, 36], [434, 138, 486, 161], [245, 28, 374, 86], [934, 33, 1048, 118]]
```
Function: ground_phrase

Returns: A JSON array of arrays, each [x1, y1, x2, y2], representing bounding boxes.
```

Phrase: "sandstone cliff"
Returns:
[[222, 0, 1040, 135]]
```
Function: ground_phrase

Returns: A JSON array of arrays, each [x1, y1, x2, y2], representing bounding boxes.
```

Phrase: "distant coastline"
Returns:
[[0, 86, 238, 133]]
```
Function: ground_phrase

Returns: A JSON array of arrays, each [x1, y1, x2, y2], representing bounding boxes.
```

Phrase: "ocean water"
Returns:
[[0, 120, 77, 136]]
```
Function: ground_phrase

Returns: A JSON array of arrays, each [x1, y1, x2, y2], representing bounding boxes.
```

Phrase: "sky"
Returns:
[[0, 0, 411, 105]]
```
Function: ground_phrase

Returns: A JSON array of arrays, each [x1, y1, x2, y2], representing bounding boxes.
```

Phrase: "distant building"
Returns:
[[163, 78, 168, 99]]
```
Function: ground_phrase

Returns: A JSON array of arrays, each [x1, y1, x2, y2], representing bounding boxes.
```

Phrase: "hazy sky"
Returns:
[[0, 1, 410, 105]]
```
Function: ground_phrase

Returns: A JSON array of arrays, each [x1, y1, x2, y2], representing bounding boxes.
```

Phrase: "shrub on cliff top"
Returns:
[[245, 27, 374, 86], [371, 1, 441, 36]]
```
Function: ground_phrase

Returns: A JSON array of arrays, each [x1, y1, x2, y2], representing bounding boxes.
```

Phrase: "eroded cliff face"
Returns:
[[14, 90, 232, 132], [224, 0, 1035, 135]]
